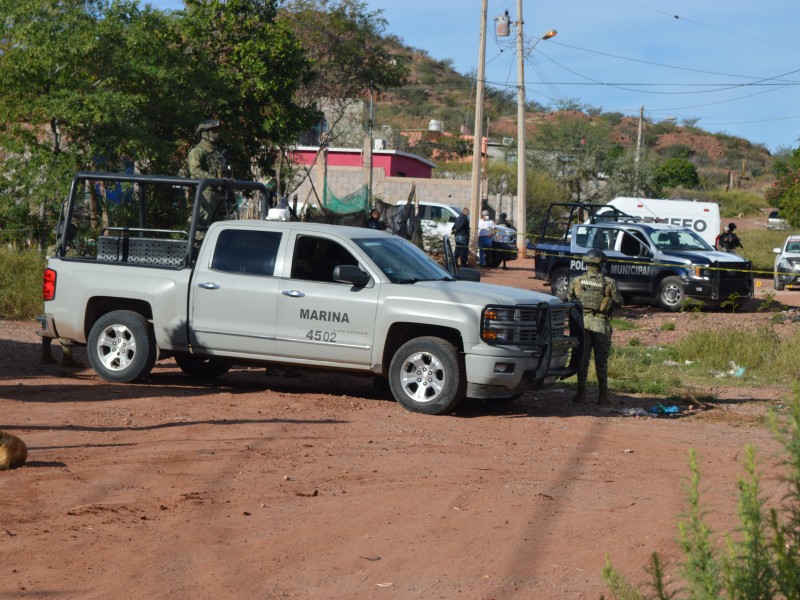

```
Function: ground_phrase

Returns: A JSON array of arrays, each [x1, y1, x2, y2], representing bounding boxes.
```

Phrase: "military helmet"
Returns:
[[196, 119, 220, 135], [728, 222, 737, 231], [584, 248, 606, 264]]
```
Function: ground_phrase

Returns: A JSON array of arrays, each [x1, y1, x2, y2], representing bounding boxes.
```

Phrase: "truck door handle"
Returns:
[[282, 290, 305, 298], [197, 282, 220, 290]]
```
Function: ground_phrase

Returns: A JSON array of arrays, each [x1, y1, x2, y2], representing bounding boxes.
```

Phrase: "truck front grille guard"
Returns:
[[481, 302, 584, 379], [710, 259, 754, 301]]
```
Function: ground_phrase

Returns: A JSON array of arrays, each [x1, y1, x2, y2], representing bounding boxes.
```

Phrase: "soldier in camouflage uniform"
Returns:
[[188, 119, 228, 228], [567, 249, 623, 405]]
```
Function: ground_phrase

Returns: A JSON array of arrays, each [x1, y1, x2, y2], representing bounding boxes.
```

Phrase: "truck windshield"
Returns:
[[649, 229, 713, 251], [354, 237, 455, 283]]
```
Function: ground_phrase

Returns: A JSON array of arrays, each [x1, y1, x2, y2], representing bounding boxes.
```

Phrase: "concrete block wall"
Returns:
[[288, 164, 518, 226]]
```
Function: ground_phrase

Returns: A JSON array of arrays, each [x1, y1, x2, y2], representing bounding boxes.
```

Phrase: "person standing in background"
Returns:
[[478, 209, 496, 268], [452, 207, 470, 267]]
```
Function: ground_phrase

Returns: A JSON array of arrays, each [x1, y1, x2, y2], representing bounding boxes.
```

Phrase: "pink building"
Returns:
[[290, 146, 436, 178]]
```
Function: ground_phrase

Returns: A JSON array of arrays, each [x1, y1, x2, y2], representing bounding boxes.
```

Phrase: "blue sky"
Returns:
[[149, 0, 800, 153]]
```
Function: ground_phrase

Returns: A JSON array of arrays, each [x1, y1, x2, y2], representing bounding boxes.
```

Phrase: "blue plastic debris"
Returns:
[[647, 404, 681, 416]]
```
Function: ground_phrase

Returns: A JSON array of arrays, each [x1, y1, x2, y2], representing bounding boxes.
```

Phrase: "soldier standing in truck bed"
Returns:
[[567, 249, 623, 405], [188, 119, 228, 227]]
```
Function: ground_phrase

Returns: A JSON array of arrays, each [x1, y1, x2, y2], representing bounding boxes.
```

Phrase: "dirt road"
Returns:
[[0, 260, 795, 599]]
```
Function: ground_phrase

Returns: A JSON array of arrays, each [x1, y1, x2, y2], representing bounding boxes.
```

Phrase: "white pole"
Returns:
[[515, 0, 526, 255], [469, 0, 488, 260]]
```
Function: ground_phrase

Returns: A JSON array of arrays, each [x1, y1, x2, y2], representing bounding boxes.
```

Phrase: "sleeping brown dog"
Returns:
[[0, 431, 27, 470]]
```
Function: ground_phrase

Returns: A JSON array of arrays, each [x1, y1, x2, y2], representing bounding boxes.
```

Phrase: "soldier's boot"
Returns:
[[572, 381, 587, 403], [597, 383, 611, 405]]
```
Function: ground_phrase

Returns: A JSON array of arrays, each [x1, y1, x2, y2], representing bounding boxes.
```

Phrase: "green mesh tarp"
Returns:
[[304, 183, 370, 226]]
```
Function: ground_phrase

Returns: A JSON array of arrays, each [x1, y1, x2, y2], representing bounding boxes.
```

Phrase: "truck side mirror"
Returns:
[[332, 265, 371, 287], [456, 267, 481, 282]]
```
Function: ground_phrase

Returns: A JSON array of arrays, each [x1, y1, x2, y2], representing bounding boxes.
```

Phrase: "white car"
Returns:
[[768, 210, 788, 230], [773, 235, 800, 290], [409, 201, 518, 265]]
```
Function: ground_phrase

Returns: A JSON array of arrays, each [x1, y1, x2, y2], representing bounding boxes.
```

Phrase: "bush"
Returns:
[[603, 392, 800, 598], [0, 248, 45, 320], [653, 158, 700, 192]]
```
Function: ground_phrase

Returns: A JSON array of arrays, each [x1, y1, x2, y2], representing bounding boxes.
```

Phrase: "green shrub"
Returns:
[[603, 392, 800, 599], [0, 248, 45, 320]]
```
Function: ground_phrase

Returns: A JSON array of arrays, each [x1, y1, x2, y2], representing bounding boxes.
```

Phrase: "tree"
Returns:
[[180, 0, 319, 177], [279, 0, 407, 145], [0, 0, 319, 247], [0, 0, 193, 247], [766, 147, 800, 226], [529, 112, 616, 202], [652, 157, 700, 193]]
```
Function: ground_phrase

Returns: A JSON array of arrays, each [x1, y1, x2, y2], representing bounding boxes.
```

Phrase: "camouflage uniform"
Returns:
[[188, 121, 228, 227], [567, 256, 623, 404]]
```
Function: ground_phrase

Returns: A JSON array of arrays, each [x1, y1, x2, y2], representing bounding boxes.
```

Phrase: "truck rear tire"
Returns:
[[174, 353, 231, 379], [88, 310, 157, 383], [551, 266, 569, 300], [656, 276, 686, 312], [388, 337, 465, 415]]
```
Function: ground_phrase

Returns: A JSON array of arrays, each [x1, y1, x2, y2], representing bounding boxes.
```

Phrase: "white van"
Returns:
[[597, 197, 720, 248]]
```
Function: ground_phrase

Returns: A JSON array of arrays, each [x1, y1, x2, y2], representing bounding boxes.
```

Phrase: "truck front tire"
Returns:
[[656, 276, 686, 312], [388, 337, 465, 415], [174, 353, 231, 379], [88, 310, 157, 383], [552, 266, 569, 300]]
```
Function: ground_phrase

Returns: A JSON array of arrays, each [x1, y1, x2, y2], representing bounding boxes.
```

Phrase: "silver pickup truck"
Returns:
[[38, 172, 583, 414]]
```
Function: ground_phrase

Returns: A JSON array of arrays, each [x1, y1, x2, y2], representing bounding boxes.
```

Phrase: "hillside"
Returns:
[[373, 38, 775, 193]]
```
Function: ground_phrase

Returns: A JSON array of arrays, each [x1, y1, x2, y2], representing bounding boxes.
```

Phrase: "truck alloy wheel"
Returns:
[[657, 276, 686, 312], [87, 310, 157, 383], [552, 267, 569, 300], [388, 337, 465, 415]]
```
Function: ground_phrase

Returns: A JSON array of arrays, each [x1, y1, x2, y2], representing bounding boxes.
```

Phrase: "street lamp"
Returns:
[[516, 19, 557, 255]]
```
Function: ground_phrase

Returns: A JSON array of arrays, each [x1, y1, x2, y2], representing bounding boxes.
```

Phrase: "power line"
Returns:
[[549, 40, 800, 83], [617, 0, 800, 54]]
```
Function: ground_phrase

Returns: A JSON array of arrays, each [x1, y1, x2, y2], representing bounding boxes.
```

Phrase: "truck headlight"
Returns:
[[688, 266, 710, 280], [779, 258, 800, 271], [482, 307, 514, 343]]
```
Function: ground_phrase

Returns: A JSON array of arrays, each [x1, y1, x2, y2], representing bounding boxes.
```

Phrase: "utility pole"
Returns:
[[366, 88, 374, 205], [469, 0, 488, 258], [634, 105, 644, 197], [514, 0, 526, 255]]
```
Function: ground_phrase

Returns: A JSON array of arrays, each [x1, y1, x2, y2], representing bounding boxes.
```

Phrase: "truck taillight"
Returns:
[[42, 268, 56, 301]]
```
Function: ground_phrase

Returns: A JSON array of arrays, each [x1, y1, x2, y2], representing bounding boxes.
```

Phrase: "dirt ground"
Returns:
[[2, 256, 799, 599]]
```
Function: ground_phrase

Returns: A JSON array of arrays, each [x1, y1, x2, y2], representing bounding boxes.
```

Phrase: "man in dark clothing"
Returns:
[[718, 222, 743, 253], [452, 207, 470, 267], [366, 209, 387, 230]]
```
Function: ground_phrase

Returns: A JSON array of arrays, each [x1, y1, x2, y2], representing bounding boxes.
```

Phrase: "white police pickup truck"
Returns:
[[38, 172, 582, 415]]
